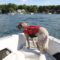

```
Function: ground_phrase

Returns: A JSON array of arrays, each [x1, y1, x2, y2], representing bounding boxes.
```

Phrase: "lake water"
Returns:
[[0, 14, 60, 39]]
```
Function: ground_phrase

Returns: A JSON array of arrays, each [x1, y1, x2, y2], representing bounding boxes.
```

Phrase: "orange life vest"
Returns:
[[24, 26, 40, 38]]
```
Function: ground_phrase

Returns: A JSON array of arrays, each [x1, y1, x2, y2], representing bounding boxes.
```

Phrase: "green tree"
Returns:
[[7, 3, 17, 11]]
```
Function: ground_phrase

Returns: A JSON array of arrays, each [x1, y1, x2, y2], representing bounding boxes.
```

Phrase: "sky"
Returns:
[[0, 0, 60, 6]]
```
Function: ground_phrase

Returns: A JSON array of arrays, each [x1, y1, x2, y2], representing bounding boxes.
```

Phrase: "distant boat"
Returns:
[[8, 12, 16, 15], [20, 13, 23, 14], [48, 13, 52, 14], [31, 13, 34, 15]]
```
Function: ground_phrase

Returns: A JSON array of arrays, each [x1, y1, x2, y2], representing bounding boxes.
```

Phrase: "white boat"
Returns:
[[0, 33, 60, 60], [8, 12, 16, 15], [31, 13, 34, 15], [48, 13, 52, 14]]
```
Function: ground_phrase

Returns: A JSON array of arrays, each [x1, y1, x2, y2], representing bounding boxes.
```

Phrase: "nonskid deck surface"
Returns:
[[3, 47, 56, 60], [20, 47, 56, 60]]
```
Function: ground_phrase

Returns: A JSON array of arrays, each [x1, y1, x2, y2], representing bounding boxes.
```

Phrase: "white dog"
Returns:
[[17, 22, 49, 53]]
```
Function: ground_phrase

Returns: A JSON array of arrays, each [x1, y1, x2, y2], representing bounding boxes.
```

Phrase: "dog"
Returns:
[[17, 22, 49, 53]]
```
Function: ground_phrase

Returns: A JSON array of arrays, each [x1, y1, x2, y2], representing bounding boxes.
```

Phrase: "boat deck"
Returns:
[[3, 47, 56, 60], [20, 47, 56, 60], [0, 33, 57, 60]]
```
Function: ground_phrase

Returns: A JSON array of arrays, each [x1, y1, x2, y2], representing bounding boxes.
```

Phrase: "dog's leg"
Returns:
[[25, 35, 30, 49], [44, 37, 49, 52], [26, 37, 30, 48], [31, 38, 36, 47], [36, 37, 47, 54]]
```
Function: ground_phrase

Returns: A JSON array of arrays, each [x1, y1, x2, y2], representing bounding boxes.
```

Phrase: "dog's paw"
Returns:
[[27, 46, 30, 49]]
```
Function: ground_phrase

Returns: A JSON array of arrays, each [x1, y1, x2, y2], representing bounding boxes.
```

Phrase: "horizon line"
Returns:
[[0, 3, 60, 6]]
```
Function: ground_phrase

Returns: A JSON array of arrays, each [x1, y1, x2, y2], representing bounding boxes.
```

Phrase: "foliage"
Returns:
[[0, 3, 60, 14]]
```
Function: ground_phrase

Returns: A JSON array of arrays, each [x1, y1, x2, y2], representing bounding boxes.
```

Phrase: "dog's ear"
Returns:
[[17, 22, 22, 29]]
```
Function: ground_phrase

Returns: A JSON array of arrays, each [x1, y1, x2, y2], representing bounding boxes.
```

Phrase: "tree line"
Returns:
[[0, 3, 60, 14]]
